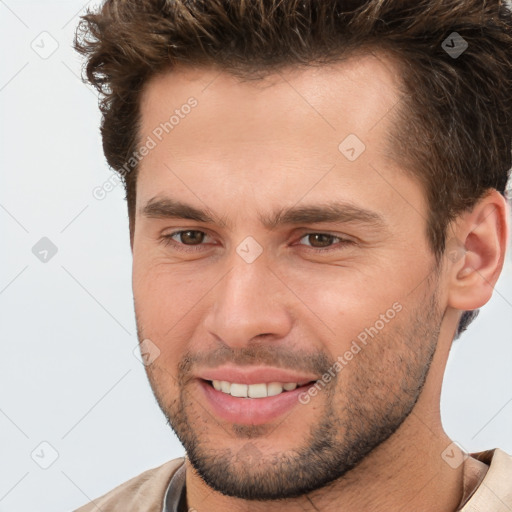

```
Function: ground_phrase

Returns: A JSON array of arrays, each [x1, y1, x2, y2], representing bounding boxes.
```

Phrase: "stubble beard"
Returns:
[[143, 289, 442, 500]]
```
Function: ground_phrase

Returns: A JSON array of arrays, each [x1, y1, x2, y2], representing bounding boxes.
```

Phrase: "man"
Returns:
[[73, 0, 512, 510]]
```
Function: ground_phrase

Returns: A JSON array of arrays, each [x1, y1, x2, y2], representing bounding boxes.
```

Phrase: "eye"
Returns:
[[160, 230, 214, 251], [297, 233, 353, 252], [159, 230, 354, 254]]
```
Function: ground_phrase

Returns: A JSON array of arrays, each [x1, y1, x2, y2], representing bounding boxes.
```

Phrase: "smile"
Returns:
[[210, 380, 310, 398], [199, 377, 317, 425]]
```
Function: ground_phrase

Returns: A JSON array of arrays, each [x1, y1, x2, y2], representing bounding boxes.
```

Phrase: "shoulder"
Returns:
[[473, 448, 512, 477], [464, 449, 512, 511], [74, 457, 186, 512], [487, 448, 512, 479]]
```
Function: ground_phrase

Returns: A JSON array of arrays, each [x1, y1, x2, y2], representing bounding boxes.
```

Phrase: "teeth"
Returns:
[[230, 383, 248, 398], [211, 380, 302, 398], [248, 383, 267, 398], [267, 382, 283, 396]]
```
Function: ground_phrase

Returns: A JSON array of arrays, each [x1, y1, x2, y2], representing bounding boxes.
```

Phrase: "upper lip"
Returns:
[[197, 365, 318, 386]]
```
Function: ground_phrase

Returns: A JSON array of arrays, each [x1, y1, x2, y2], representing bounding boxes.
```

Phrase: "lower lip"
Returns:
[[198, 380, 314, 425]]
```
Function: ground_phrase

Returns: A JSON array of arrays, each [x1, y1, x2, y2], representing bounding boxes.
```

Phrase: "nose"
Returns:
[[203, 253, 293, 348]]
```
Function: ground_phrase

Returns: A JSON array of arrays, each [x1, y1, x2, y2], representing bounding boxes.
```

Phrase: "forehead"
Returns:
[[135, 53, 425, 227], [139, 52, 402, 140]]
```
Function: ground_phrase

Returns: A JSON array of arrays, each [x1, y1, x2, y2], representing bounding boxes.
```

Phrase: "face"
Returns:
[[132, 55, 446, 499]]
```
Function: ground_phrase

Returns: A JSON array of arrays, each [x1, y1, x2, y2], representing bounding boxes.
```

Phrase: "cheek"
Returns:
[[280, 263, 408, 354], [132, 258, 218, 360], [134, 257, 203, 316]]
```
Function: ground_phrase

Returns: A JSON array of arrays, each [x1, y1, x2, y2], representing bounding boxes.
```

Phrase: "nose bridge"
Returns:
[[204, 249, 292, 346]]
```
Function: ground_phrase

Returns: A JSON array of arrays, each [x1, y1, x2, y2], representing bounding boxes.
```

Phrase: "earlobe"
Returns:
[[447, 190, 509, 311]]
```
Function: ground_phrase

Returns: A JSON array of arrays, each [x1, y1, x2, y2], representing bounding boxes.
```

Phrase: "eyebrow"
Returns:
[[140, 196, 387, 231]]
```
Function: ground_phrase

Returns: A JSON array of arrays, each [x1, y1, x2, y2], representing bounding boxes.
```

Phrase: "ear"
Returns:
[[446, 189, 509, 311]]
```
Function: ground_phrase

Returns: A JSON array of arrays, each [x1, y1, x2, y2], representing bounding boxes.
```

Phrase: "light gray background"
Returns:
[[0, 1, 511, 511]]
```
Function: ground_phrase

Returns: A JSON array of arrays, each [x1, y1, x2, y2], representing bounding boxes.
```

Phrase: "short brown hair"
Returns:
[[74, 0, 512, 337]]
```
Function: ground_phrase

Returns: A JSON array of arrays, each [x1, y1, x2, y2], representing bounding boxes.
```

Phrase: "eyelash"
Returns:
[[159, 230, 354, 254]]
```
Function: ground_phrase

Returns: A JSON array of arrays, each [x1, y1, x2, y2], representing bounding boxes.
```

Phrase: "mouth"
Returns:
[[207, 379, 315, 398], [198, 378, 317, 425]]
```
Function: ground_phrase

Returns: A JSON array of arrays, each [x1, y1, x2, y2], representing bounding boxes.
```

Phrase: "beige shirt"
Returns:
[[74, 449, 512, 511]]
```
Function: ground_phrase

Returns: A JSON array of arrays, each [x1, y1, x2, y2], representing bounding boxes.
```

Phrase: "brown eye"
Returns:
[[177, 230, 205, 245], [296, 233, 353, 252], [160, 229, 215, 253], [304, 233, 337, 248]]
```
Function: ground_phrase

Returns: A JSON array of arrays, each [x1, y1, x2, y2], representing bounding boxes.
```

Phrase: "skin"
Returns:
[[130, 54, 508, 511]]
